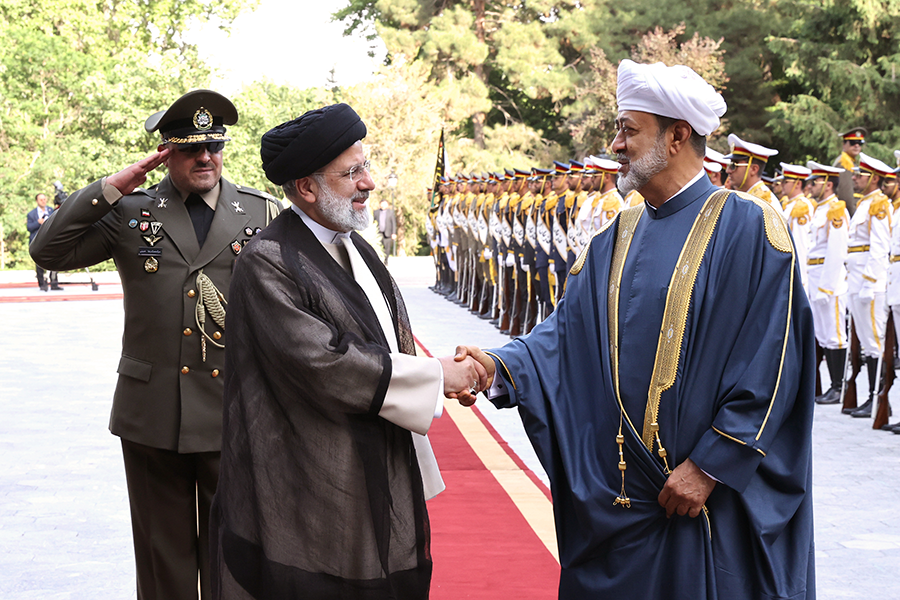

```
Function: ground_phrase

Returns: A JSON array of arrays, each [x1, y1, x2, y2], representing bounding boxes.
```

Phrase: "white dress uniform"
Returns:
[[845, 188, 891, 358], [807, 192, 850, 350], [780, 163, 815, 293], [886, 199, 900, 347]]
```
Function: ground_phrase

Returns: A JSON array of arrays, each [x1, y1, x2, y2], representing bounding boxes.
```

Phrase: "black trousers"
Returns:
[[121, 439, 220, 600], [35, 264, 57, 288]]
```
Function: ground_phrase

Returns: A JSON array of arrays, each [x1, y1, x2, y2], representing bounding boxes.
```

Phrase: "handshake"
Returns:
[[438, 346, 497, 407]]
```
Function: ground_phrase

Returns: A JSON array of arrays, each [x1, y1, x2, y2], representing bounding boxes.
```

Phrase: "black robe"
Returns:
[[211, 209, 431, 599]]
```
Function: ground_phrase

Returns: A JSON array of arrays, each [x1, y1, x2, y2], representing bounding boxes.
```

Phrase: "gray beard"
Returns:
[[617, 135, 669, 195], [316, 180, 371, 232]]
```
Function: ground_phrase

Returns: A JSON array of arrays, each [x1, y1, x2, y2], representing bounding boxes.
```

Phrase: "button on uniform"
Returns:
[[187, 289, 196, 298], [211, 369, 220, 378], [181, 366, 190, 374], [183, 328, 192, 336]]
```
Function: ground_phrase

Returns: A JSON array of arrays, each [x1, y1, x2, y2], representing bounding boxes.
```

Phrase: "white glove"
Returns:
[[522, 263, 530, 272], [859, 284, 875, 302], [484, 249, 493, 260], [505, 252, 515, 268]]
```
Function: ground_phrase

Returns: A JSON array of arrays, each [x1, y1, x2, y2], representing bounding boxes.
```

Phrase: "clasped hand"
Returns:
[[438, 345, 497, 406]]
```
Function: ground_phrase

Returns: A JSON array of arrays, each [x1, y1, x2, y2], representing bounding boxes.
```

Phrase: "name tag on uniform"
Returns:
[[138, 247, 162, 257]]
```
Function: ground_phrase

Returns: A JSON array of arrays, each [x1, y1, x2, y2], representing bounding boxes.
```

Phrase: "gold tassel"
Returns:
[[613, 414, 631, 509]]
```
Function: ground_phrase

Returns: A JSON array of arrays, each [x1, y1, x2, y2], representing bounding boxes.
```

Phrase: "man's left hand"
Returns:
[[657, 458, 716, 518]]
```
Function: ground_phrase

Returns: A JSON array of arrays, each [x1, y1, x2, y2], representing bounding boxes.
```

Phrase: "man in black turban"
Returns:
[[210, 104, 490, 599]]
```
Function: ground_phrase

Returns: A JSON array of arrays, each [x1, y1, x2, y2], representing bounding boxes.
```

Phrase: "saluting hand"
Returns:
[[107, 148, 171, 196], [658, 458, 716, 518]]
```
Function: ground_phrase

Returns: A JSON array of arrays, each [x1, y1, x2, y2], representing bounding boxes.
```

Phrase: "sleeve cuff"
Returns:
[[689, 428, 764, 494], [101, 177, 123, 204]]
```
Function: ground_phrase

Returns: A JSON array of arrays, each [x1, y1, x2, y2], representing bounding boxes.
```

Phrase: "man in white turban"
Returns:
[[453, 60, 816, 599]]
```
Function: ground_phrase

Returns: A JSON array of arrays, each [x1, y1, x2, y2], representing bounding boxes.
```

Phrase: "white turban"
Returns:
[[616, 59, 727, 136]]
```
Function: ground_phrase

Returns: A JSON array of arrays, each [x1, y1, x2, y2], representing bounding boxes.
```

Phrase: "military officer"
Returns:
[[806, 162, 851, 406], [882, 161, 900, 432], [725, 133, 784, 217], [780, 163, 815, 294], [30, 90, 281, 600], [832, 127, 867, 214], [704, 147, 729, 186], [577, 157, 622, 241], [844, 153, 893, 418]]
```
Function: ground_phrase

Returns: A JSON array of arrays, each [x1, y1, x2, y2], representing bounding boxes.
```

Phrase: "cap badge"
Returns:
[[193, 107, 213, 131]]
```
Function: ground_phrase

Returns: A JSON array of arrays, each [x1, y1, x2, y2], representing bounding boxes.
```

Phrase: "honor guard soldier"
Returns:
[[883, 161, 900, 431], [704, 160, 723, 186], [544, 161, 568, 312], [843, 152, 893, 418], [577, 157, 623, 241], [725, 133, 784, 217], [833, 127, 867, 214], [807, 161, 851, 406], [30, 90, 281, 600], [553, 160, 591, 278], [704, 147, 729, 186], [780, 163, 815, 294], [497, 170, 516, 332]]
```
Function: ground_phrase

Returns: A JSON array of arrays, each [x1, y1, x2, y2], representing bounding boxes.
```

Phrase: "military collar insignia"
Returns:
[[193, 107, 213, 131], [231, 201, 244, 213], [157, 197, 168, 209]]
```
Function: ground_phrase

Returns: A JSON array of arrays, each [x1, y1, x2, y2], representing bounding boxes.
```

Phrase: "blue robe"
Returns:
[[487, 176, 816, 599]]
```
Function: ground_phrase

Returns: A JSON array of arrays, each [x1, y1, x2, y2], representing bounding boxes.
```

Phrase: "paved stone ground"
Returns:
[[1, 257, 898, 598]]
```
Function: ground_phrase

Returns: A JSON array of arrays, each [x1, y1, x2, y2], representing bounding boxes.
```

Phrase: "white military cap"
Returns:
[[856, 152, 894, 178], [704, 147, 729, 167], [780, 162, 811, 180], [616, 59, 726, 136], [704, 162, 722, 174], [807, 161, 843, 179], [727, 134, 778, 162], [587, 156, 620, 174], [893, 149, 900, 166]]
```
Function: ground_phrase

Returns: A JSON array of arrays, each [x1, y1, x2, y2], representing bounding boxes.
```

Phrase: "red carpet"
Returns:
[[418, 339, 560, 599]]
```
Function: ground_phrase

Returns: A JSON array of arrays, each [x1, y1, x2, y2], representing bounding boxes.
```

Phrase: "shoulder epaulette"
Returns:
[[869, 195, 890, 220], [826, 200, 846, 229], [234, 184, 281, 205], [790, 200, 810, 219]]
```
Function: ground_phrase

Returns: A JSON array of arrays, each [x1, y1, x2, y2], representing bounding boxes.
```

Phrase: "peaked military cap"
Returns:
[[145, 89, 237, 144]]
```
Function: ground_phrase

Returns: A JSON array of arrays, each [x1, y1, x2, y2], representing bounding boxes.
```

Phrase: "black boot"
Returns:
[[815, 348, 843, 404], [850, 356, 878, 417]]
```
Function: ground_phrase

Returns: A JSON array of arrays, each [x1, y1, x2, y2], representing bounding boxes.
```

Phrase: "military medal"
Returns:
[[254, 227, 262, 234], [128, 219, 138, 229], [142, 234, 163, 246], [231, 201, 244, 213], [244, 227, 254, 236], [141, 209, 151, 218], [150, 221, 163, 235], [144, 257, 159, 273], [139, 221, 150, 232], [157, 197, 168, 209], [231, 240, 242, 255]]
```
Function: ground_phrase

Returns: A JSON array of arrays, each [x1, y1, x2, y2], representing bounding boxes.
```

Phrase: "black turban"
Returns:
[[260, 103, 367, 185]]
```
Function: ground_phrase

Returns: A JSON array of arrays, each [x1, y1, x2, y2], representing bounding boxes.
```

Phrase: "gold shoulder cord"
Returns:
[[607, 205, 645, 508], [195, 270, 227, 362]]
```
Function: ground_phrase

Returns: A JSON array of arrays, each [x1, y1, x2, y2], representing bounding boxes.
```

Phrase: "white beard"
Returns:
[[617, 135, 668, 195], [316, 180, 371, 232]]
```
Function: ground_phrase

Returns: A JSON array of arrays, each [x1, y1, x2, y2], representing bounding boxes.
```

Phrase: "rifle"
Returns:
[[841, 319, 861, 411], [874, 311, 895, 429], [815, 343, 824, 397]]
